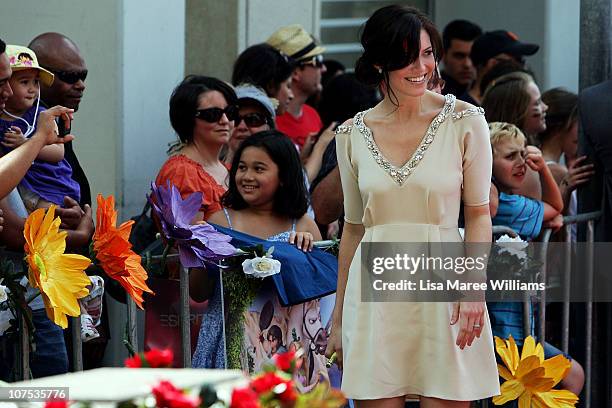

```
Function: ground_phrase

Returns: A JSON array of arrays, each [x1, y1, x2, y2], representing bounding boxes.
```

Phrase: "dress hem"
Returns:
[[343, 386, 501, 402]]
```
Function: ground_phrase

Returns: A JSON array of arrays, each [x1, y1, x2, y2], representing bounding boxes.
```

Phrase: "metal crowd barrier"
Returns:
[[497, 211, 601, 408]]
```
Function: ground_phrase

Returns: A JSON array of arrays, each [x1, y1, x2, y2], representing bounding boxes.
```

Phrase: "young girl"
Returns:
[[0, 45, 80, 212], [191, 130, 323, 369]]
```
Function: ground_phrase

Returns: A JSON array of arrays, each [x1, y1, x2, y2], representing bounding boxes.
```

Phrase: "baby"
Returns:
[[0, 45, 80, 212]]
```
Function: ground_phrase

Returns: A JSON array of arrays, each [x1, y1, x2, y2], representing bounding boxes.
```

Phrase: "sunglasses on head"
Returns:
[[45, 67, 88, 84], [195, 105, 239, 123], [299, 54, 324, 68], [238, 112, 269, 128]]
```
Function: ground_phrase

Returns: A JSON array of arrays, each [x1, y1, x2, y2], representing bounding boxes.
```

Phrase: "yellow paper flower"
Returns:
[[493, 335, 579, 407], [24, 206, 92, 328]]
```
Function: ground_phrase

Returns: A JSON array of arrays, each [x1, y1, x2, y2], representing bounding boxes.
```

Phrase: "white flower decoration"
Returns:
[[0, 280, 7, 304], [496, 234, 528, 262], [242, 256, 281, 278]]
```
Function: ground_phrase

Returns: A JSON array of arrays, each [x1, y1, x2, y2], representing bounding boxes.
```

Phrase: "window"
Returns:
[[320, 0, 430, 70]]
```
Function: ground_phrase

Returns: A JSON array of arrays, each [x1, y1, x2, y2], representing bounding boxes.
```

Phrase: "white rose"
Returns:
[[496, 234, 528, 262], [0, 285, 7, 304], [242, 256, 281, 278]]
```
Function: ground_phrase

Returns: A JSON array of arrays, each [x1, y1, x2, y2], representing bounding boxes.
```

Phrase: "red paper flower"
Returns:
[[124, 348, 174, 368], [273, 350, 296, 373], [152, 380, 200, 408], [230, 387, 261, 408], [250, 372, 297, 404], [250, 372, 285, 394], [124, 354, 142, 368], [144, 348, 174, 368], [44, 400, 68, 408]]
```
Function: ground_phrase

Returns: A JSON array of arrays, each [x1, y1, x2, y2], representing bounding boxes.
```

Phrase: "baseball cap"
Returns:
[[5, 45, 54, 86], [470, 30, 539, 67], [266, 24, 325, 62], [235, 84, 276, 119]]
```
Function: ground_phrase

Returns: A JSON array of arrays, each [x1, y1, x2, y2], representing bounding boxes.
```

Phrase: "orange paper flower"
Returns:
[[24, 206, 92, 328], [93, 195, 153, 308]]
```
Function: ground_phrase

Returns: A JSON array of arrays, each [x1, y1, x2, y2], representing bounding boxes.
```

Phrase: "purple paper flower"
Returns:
[[149, 182, 236, 267]]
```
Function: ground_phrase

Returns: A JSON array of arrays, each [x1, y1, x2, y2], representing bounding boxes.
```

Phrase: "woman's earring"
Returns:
[[377, 67, 383, 74]]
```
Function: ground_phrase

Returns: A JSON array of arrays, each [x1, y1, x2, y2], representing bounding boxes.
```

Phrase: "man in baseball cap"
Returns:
[[459, 30, 539, 105], [267, 25, 326, 150]]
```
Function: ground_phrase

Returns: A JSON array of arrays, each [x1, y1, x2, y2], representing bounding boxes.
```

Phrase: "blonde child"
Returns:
[[488, 122, 584, 394]]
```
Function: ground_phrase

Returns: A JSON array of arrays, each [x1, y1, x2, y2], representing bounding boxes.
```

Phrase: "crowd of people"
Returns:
[[0, 3, 610, 405]]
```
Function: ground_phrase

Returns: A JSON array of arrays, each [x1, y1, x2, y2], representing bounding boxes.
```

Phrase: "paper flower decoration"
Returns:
[[93, 195, 153, 308], [24, 206, 91, 328], [493, 335, 578, 407], [149, 182, 236, 267]]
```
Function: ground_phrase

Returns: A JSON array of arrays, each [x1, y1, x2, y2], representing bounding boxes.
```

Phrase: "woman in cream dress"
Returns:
[[325, 6, 500, 407]]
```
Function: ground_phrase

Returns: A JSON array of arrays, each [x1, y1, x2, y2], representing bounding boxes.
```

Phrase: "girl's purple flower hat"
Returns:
[[148, 182, 236, 267]]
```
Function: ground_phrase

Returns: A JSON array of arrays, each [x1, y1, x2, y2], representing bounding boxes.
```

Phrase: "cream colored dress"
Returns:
[[336, 94, 500, 401]]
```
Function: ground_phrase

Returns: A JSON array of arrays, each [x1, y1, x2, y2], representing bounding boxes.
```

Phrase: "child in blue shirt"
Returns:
[[488, 122, 583, 394]]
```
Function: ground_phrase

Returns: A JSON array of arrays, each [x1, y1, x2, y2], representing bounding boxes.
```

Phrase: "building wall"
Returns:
[[1, 0, 122, 205], [434, 0, 580, 93], [185, 0, 320, 82]]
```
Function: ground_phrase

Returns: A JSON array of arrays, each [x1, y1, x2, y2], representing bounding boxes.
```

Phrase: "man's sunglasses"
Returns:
[[44, 67, 88, 84], [299, 54, 324, 68], [195, 106, 240, 123], [237, 112, 269, 128]]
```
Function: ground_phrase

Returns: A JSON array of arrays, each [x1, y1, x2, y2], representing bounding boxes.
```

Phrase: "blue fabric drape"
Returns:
[[211, 224, 338, 306]]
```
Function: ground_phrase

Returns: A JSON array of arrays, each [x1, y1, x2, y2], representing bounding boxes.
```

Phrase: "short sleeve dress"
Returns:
[[336, 94, 500, 401]]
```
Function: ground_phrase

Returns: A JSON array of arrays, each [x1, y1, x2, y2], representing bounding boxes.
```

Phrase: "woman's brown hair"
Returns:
[[482, 72, 534, 134]]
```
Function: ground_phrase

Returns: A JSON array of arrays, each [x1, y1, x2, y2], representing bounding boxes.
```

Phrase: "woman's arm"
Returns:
[[37, 143, 64, 163], [325, 221, 364, 369], [0, 107, 74, 199], [456, 204, 491, 349]]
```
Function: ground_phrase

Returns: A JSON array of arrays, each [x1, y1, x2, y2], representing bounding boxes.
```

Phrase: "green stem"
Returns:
[[160, 243, 172, 274]]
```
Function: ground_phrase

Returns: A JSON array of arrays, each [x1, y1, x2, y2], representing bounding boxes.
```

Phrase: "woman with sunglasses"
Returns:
[[222, 84, 275, 166], [156, 75, 238, 221]]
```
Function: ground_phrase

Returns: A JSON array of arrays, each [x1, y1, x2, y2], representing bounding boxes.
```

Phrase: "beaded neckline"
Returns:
[[354, 94, 456, 186]]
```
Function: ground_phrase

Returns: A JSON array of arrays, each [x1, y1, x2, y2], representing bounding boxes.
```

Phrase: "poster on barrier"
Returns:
[[239, 286, 338, 392]]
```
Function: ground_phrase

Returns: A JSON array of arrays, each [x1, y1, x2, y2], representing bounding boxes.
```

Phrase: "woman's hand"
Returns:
[[289, 231, 315, 252], [451, 301, 485, 349], [2, 126, 27, 148], [35, 106, 75, 145], [325, 323, 343, 370], [561, 156, 595, 192]]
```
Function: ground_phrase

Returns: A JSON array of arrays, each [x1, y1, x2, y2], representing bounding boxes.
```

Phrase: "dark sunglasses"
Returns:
[[238, 112, 268, 128], [195, 105, 239, 123], [299, 54, 324, 68], [45, 67, 88, 84]]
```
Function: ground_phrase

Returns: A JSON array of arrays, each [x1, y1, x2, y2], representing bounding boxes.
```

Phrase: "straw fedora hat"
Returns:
[[266, 24, 325, 62]]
